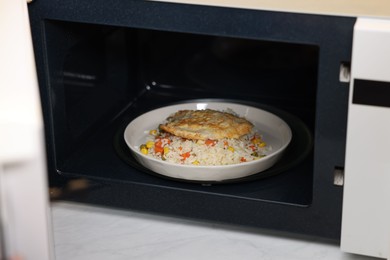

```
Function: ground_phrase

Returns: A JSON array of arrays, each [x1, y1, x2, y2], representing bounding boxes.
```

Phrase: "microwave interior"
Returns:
[[32, 3, 354, 240], [47, 19, 316, 203]]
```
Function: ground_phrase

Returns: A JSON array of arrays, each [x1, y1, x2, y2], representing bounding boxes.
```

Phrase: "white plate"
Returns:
[[124, 101, 292, 182]]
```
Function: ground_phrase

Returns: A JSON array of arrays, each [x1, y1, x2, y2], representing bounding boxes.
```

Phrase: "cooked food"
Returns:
[[140, 130, 269, 166], [139, 109, 271, 166], [159, 109, 253, 140]]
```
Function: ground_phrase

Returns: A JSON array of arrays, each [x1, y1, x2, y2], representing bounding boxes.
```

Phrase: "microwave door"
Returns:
[[0, 0, 54, 259], [342, 17, 390, 259]]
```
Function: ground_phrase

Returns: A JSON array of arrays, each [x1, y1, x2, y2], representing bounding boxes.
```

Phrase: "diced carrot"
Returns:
[[154, 140, 164, 154], [181, 152, 191, 160], [154, 146, 164, 154], [240, 157, 247, 162], [205, 139, 216, 146]]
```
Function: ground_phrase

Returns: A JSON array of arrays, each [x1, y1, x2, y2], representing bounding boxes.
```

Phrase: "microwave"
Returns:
[[26, 0, 390, 258]]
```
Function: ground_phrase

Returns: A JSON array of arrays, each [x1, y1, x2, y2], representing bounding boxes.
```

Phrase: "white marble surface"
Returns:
[[51, 202, 380, 260]]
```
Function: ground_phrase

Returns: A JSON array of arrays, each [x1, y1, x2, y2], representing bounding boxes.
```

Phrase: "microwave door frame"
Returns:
[[341, 17, 390, 259]]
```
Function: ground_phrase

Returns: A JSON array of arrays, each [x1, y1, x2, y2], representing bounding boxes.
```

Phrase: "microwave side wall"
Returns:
[[28, 0, 355, 240]]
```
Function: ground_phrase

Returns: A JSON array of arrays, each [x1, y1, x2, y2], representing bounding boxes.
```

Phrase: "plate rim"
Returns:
[[124, 100, 292, 169]]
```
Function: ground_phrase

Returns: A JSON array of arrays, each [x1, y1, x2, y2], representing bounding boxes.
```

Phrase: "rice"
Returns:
[[139, 129, 272, 166]]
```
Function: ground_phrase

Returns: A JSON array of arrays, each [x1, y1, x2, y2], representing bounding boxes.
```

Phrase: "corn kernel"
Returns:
[[163, 147, 170, 155], [149, 129, 158, 136], [228, 146, 234, 152], [251, 138, 261, 145], [146, 141, 155, 148], [192, 160, 200, 165], [140, 147, 148, 155], [259, 142, 267, 148]]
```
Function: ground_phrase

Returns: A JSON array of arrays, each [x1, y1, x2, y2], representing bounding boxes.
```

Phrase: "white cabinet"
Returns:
[[0, 0, 53, 259]]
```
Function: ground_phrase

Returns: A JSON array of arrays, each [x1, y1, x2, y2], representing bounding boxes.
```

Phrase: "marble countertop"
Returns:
[[51, 202, 380, 260]]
